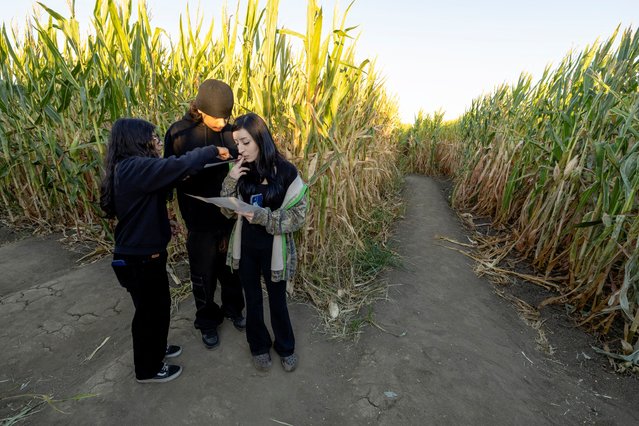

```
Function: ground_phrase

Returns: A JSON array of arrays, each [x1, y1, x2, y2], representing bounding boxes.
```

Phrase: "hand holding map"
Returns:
[[186, 194, 262, 214]]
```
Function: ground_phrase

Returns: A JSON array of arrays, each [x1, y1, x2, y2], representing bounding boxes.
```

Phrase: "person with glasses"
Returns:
[[164, 79, 246, 350], [99, 118, 231, 383]]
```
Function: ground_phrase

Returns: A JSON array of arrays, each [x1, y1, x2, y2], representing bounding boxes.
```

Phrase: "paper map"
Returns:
[[186, 194, 262, 214]]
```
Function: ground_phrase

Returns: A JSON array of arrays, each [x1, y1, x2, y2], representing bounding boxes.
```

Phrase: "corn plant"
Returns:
[[410, 26, 639, 348], [0, 0, 402, 335]]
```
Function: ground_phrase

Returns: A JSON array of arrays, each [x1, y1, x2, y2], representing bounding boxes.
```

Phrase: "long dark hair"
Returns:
[[233, 113, 289, 205], [99, 118, 157, 218]]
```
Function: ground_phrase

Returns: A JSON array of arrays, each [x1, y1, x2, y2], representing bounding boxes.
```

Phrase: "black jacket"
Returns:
[[113, 146, 219, 255], [164, 114, 239, 233]]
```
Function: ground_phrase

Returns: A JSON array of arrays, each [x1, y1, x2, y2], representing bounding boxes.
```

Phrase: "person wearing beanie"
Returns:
[[195, 79, 234, 119], [164, 79, 246, 350]]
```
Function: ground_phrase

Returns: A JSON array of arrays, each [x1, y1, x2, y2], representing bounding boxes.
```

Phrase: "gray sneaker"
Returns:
[[280, 354, 298, 372], [252, 353, 272, 372]]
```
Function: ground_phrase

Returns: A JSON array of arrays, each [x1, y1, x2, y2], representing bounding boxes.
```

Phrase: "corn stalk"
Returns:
[[0, 0, 402, 335]]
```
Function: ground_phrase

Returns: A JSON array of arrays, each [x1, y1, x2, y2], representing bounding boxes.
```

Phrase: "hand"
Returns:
[[229, 156, 249, 180], [237, 210, 255, 223], [216, 147, 231, 160]]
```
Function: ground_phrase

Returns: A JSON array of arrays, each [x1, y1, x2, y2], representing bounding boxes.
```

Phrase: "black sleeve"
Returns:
[[163, 126, 175, 159], [121, 146, 219, 193], [163, 126, 176, 199]]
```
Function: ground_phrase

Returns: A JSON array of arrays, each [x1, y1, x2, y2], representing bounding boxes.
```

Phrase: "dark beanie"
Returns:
[[195, 79, 234, 118]]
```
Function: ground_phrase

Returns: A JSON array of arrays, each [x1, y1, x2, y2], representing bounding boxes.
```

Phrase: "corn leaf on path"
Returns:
[[1, 175, 637, 425]]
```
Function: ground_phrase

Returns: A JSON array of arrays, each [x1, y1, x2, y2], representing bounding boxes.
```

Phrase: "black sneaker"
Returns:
[[136, 363, 182, 384], [226, 315, 246, 332], [201, 329, 219, 349], [165, 345, 182, 358]]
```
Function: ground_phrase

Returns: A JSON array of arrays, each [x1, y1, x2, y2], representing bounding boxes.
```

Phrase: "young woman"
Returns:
[[100, 117, 230, 383], [220, 113, 307, 372]]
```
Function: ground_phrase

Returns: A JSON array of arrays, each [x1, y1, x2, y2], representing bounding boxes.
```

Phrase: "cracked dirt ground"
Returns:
[[1, 175, 638, 425]]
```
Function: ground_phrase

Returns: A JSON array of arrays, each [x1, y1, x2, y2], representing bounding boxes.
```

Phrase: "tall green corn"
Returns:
[[0, 0, 402, 332], [409, 26, 639, 346]]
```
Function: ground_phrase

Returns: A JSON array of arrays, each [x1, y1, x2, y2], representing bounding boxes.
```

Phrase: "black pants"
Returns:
[[239, 243, 295, 357], [186, 230, 245, 333], [112, 252, 169, 380]]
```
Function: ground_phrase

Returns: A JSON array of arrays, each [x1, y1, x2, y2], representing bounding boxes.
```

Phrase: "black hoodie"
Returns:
[[114, 145, 220, 255], [164, 114, 239, 234]]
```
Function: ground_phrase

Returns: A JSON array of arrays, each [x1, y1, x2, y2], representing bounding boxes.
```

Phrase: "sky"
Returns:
[[1, 0, 638, 123]]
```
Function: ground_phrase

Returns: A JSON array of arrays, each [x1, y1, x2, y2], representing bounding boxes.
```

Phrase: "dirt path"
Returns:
[[1, 175, 637, 425]]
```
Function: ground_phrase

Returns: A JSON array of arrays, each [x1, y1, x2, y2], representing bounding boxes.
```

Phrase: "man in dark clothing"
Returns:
[[164, 79, 245, 350]]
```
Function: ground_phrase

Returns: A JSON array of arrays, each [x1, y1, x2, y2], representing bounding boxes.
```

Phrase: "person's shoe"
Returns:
[[226, 314, 246, 332], [136, 363, 182, 384], [201, 329, 219, 349], [165, 345, 182, 358], [252, 353, 272, 372], [280, 354, 298, 372]]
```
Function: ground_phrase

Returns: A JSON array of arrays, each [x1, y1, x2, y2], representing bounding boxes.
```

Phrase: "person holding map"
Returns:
[[220, 112, 308, 373]]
